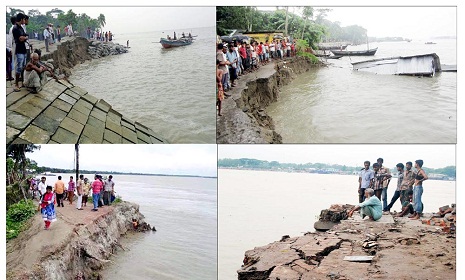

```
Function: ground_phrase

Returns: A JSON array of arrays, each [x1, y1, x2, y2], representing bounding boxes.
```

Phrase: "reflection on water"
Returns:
[[218, 169, 456, 280], [71, 27, 216, 143], [267, 40, 456, 143]]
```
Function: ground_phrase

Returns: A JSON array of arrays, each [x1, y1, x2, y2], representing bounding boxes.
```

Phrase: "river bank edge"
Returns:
[[216, 57, 325, 144], [237, 208, 456, 280], [6, 201, 147, 280]]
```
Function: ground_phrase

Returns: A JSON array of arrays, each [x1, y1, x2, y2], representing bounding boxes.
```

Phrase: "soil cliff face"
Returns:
[[42, 37, 92, 77], [7, 202, 144, 280], [217, 58, 321, 144]]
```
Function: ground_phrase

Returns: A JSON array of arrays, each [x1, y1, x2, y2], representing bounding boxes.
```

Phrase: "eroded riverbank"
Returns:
[[237, 206, 456, 280], [6, 201, 146, 280], [216, 57, 323, 144]]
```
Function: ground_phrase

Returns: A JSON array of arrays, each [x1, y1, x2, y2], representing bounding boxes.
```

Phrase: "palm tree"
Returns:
[[301, 7, 314, 39], [97, 13, 106, 30]]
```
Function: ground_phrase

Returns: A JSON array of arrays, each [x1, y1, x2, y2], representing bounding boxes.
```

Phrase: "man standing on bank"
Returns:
[[358, 161, 374, 203], [410, 160, 428, 220], [348, 188, 382, 221], [377, 158, 392, 210], [384, 163, 404, 213], [103, 175, 115, 206], [399, 161, 416, 205]]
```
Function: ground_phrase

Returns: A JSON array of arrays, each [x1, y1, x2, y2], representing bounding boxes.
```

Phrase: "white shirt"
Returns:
[[43, 28, 50, 39], [7, 26, 14, 50], [38, 182, 47, 195]]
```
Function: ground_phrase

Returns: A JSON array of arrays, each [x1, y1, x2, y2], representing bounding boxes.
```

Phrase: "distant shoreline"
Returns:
[[38, 168, 217, 179]]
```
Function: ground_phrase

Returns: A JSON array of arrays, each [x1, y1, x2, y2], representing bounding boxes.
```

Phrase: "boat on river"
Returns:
[[159, 36, 194, 48], [351, 53, 441, 76], [331, 47, 378, 56]]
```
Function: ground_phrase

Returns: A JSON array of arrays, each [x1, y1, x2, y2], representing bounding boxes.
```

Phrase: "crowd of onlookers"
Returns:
[[30, 174, 116, 229], [216, 38, 297, 116]]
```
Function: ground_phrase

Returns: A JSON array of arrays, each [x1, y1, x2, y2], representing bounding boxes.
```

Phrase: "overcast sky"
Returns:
[[27, 145, 217, 177], [258, 6, 456, 40], [7, 6, 215, 34], [218, 145, 455, 169]]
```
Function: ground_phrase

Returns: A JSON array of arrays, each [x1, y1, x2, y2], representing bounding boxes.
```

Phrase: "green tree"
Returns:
[[97, 13, 106, 30]]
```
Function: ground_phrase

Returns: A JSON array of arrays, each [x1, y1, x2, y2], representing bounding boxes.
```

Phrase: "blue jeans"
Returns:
[[15, 53, 26, 74], [384, 190, 400, 211], [413, 185, 423, 214], [382, 187, 388, 210], [92, 193, 100, 209]]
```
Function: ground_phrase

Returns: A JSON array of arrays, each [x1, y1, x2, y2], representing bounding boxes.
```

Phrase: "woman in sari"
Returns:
[[41, 186, 56, 229]]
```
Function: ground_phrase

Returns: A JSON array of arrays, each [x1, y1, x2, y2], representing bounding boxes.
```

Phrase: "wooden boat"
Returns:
[[351, 53, 441, 76], [331, 47, 378, 56], [317, 42, 349, 50], [326, 55, 342, 59], [425, 42, 436, 44], [159, 37, 193, 48]]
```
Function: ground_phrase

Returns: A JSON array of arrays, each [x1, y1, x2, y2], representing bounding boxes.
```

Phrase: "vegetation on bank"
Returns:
[[6, 7, 106, 37], [218, 158, 456, 178], [217, 6, 371, 48], [6, 200, 36, 240]]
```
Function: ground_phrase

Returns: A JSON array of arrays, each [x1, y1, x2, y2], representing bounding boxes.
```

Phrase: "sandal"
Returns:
[[13, 86, 21, 92]]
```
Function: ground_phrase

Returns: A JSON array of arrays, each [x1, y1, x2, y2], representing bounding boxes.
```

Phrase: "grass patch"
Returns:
[[296, 51, 319, 64], [6, 200, 37, 240]]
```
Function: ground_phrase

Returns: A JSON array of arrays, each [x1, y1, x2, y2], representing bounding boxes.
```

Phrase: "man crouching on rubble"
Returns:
[[348, 188, 382, 221]]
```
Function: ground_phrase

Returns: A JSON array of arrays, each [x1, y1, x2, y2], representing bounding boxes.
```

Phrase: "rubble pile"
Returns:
[[88, 41, 129, 59], [421, 204, 456, 233]]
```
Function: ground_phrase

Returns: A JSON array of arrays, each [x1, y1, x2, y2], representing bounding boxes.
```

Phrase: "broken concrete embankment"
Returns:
[[7, 37, 166, 144], [238, 205, 456, 280], [6, 202, 146, 280], [216, 58, 323, 144]]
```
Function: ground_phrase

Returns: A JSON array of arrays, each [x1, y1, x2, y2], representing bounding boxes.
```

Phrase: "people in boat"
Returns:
[[348, 188, 382, 221], [410, 160, 428, 220], [358, 161, 374, 203], [182, 32, 185, 38], [173, 31, 177, 40], [188, 32, 192, 38]]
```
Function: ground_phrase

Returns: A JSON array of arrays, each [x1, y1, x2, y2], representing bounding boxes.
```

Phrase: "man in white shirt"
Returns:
[[43, 26, 51, 52], [103, 175, 115, 205], [38, 177, 47, 200]]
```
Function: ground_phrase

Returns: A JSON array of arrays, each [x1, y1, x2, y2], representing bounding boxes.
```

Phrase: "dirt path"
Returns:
[[7, 199, 113, 274]]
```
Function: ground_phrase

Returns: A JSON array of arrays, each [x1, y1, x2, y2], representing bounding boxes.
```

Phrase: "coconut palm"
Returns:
[[97, 13, 106, 30]]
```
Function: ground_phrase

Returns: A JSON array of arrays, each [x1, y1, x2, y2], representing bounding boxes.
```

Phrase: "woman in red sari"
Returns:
[[41, 186, 57, 229]]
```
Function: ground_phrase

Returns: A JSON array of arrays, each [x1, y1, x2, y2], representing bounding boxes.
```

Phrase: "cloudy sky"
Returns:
[[218, 145, 455, 169], [7, 6, 215, 34], [27, 145, 218, 177]]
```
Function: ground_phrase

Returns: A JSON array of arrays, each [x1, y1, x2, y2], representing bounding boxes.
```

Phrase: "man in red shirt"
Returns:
[[91, 175, 103, 211]]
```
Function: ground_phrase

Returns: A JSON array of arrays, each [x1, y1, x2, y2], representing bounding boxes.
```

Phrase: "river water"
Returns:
[[218, 169, 456, 280], [267, 39, 456, 143], [70, 26, 216, 144], [42, 173, 217, 279]]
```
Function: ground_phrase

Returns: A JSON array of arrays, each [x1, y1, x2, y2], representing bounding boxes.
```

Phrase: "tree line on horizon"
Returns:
[[218, 158, 456, 178], [6, 7, 106, 38], [217, 6, 372, 48]]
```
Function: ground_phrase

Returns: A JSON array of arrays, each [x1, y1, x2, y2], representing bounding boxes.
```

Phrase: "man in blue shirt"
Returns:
[[348, 188, 382, 221], [358, 161, 374, 203]]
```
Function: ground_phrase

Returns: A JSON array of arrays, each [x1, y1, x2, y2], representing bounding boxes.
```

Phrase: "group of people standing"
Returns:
[[351, 158, 428, 221], [37, 174, 116, 229], [216, 38, 296, 116]]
